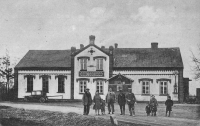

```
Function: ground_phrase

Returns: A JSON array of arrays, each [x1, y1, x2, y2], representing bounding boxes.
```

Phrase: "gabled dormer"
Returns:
[[74, 35, 109, 57], [74, 35, 109, 73], [74, 35, 110, 77]]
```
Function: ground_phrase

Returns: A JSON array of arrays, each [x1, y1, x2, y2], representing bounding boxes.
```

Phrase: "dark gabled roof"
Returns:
[[15, 46, 183, 70], [15, 50, 71, 70], [113, 48, 183, 68]]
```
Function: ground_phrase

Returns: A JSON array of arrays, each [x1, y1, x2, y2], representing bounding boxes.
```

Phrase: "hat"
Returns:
[[151, 95, 155, 97], [85, 88, 90, 90]]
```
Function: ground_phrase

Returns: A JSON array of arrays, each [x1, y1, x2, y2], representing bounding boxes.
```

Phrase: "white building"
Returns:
[[14, 35, 188, 102]]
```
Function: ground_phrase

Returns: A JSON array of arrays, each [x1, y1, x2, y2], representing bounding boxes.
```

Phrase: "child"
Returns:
[[151, 102, 157, 116], [145, 103, 151, 116], [149, 95, 158, 116], [101, 99, 106, 115], [165, 96, 173, 117]]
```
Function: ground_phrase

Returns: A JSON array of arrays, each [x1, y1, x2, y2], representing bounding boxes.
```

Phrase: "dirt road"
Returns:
[[0, 102, 199, 126]]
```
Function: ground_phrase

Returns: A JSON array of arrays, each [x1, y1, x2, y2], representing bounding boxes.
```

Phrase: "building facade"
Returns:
[[14, 35, 186, 102]]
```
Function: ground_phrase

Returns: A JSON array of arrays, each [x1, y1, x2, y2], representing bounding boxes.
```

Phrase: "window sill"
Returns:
[[26, 92, 32, 93], [159, 94, 168, 96], [80, 70, 87, 71], [141, 94, 150, 96], [96, 70, 103, 71], [57, 92, 65, 93]]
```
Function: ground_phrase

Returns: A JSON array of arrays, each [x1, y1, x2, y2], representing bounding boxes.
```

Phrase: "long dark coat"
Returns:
[[126, 93, 136, 105], [118, 93, 126, 105], [93, 95, 102, 110], [82, 92, 92, 106], [165, 99, 173, 111]]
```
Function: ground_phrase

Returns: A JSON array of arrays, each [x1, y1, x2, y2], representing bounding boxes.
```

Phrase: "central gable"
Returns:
[[75, 44, 109, 57], [76, 45, 109, 58], [74, 35, 109, 56]]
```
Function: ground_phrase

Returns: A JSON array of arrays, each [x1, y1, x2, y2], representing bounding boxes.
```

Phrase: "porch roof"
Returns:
[[107, 73, 134, 82]]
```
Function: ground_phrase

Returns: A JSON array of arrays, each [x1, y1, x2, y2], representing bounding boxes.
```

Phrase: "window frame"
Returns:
[[58, 77, 65, 93], [141, 81, 150, 95], [42, 76, 49, 93], [96, 58, 103, 71], [79, 80, 87, 94], [96, 80, 104, 94], [159, 81, 168, 96], [80, 58, 87, 71], [27, 76, 33, 92]]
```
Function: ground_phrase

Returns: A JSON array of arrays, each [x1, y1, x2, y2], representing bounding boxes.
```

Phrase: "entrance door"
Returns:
[[107, 73, 133, 99], [108, 81, 132, 95], [196, 88, 200, 101]]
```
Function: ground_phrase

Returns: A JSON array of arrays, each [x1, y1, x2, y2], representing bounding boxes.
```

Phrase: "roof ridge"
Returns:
[[114, 47, 180, 49], [29, 50, 71, 51]]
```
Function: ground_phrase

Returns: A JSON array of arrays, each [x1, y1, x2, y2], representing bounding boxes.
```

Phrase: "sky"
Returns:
[[0, 0, 200, 94]]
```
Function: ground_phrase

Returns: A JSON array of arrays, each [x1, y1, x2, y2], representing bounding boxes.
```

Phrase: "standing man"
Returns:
[[126, 89, 137, 116], [118, 89, 126, 115], [82, 88, 92, 115], [106, 88, 116, 114]]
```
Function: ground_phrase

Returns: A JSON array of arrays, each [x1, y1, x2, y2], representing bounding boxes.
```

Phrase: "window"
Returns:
[[42, 77, 49, 93], [80, 58, 87, 70], [79, 80, 87, 93], [160, 81, 168, 95], [96, 58, 103, 70], [58, 77, 65, 93], [96, 80, 104, 94], [142, 81, 150, 94], [27, 76, 33, 92]]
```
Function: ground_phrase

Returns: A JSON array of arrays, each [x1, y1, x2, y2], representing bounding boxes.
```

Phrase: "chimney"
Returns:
[[101, 46, 105, 49], [71, 46, 76, 54], [114, 43, 118, 48], [89, 35, 95, 45], [80, 44, 84, 49], [109, 46, 114, 78], [109, 46, 114, 54], [151, 42, 158, 49]]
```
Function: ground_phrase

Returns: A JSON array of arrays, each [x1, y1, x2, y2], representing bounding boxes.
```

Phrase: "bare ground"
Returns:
[[0, 102, 200, 126], [0, 105, 147, 126]]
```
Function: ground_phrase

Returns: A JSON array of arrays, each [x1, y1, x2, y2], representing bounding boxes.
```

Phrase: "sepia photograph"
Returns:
[[0, 0, 200, 125]]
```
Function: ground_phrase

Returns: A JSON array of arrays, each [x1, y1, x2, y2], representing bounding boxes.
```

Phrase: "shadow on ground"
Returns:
[[0, 118, 42, 126], [0, 105, 148, 126]]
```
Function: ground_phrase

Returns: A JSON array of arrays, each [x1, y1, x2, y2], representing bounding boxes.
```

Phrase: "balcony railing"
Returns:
[[79, 71, 104, 77]]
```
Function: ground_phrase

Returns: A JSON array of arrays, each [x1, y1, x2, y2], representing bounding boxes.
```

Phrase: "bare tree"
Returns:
[[0, 52, 14, 95], [191, 44, 200, 80]]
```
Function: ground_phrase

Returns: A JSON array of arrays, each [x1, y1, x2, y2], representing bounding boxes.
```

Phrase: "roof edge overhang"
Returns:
[[14, 67, 71, 71], [74, 44, 109, 56], [113, 67, 183, 71], [107, 73, 134, 82]]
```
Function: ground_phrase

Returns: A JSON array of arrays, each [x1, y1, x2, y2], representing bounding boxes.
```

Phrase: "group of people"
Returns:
[[82, 88, 137, 116], [82, 88, 174, 117], [145, 95, 174, 117]]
